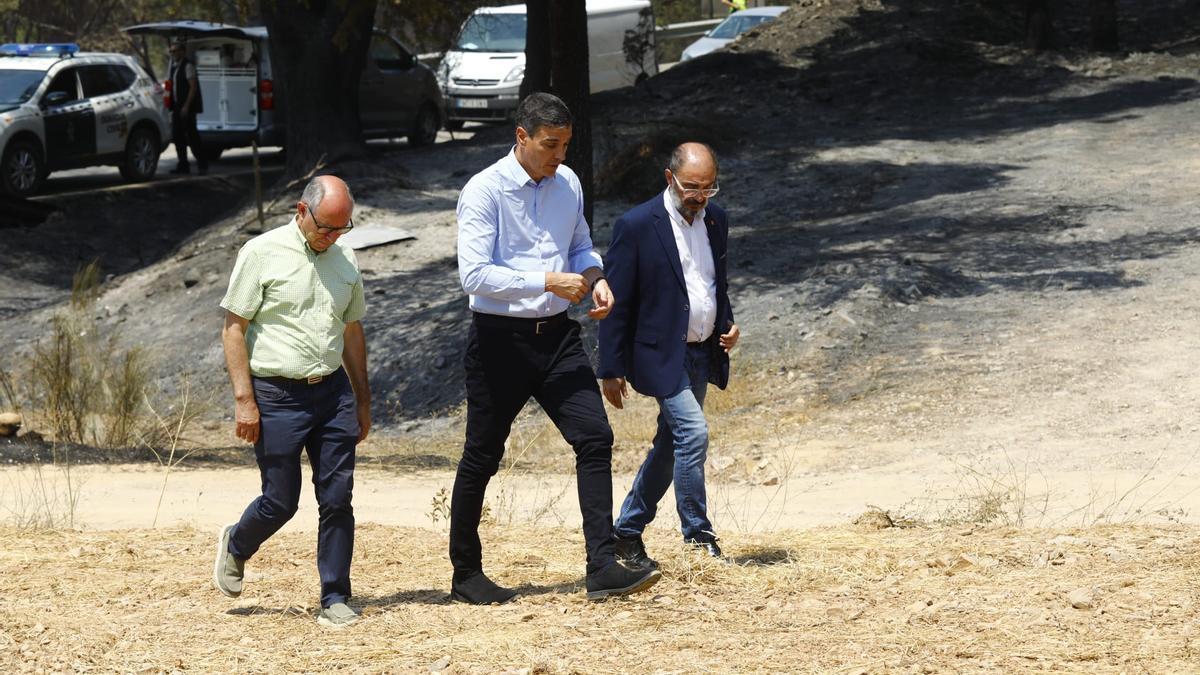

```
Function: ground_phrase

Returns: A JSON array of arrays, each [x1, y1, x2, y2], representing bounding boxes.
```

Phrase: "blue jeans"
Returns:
[[227, 368, 359, 608], [614, 343, 716, 542]]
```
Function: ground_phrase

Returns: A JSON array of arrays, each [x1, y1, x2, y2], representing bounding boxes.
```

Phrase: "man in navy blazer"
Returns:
[[598, 142, 740, 566]]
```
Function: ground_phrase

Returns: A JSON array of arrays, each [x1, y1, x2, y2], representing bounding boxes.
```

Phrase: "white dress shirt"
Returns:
[[663, 189, 717, 342], [457, 148, 604, 318]]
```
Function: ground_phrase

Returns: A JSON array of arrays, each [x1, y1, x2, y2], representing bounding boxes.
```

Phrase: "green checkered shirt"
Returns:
[[220, 218, 367, 379]]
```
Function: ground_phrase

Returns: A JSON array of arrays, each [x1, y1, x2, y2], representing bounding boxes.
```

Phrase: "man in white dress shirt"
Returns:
[[598, 142, 741, 567], [452, 93, 662, 604]]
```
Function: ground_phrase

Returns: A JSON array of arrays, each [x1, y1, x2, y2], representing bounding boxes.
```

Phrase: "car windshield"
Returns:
[[708, 14, 776, 40], [454, 14, 527, 52], [0, 69, 46, 106]]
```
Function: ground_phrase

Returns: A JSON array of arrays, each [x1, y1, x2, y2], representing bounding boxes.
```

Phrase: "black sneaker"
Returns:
[[685, 536, 724, 559], [450, 571, 518, 605], [585, 561, 661, 601], [614, 535, 659, 570]]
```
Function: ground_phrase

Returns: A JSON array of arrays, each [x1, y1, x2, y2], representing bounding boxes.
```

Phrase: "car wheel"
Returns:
[[119, 127, 159, 182], [409, 104, 439, 147], [1, 139, 44, 197], [445, 119, 465, 132]]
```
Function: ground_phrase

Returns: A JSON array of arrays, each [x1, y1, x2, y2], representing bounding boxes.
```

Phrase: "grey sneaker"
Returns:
[[317, 602, 360, 628], [212, 523, 244, 598]]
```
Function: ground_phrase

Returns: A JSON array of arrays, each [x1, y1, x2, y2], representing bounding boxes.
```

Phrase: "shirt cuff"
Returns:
[[524, 271, 547, 295]]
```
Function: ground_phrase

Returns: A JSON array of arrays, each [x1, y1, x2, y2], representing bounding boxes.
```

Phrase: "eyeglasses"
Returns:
[[669, 171, 720, 199], [302, 202, 354, 235]]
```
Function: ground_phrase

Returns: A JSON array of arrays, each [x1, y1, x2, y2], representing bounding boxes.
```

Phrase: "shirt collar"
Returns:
[[662, 189, 705, 229], [500, 146, 546, 188], [290, 215, 324, 256]]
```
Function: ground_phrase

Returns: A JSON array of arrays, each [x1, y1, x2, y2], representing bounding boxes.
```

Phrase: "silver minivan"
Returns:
[[122, 21, 445, 160]]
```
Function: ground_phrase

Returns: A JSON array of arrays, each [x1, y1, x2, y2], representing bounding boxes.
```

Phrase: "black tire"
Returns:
[[197, 144, 224, 163], [445, 119, 465, 132], [1, 138, 44, 197], [408, 104, 440, 147], [119, 126, 159, 183]]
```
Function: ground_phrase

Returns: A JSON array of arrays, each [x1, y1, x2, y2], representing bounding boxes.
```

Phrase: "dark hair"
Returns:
[[668, 143, 719, 175], [515, 92, 573, 137]]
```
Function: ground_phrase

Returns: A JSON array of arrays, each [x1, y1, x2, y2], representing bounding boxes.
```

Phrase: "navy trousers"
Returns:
[[227, 368, 358, 608]]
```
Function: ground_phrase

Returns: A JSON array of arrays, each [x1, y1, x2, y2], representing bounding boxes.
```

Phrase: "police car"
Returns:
[[0, 43, 171, 197]]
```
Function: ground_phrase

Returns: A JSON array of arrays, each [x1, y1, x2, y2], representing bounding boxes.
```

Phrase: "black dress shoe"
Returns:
[[614, 535, 659, 570], [585, 561, 661, 601], [450, 571, 518, 605], [686, 537, 724, 559]]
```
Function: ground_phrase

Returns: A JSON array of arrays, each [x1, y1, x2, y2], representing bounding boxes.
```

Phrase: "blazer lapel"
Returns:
[[704, 213, 724, 261], [652, 198, 686, 291]]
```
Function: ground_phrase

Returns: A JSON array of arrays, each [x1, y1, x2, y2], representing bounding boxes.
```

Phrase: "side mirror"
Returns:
[[406, 53, 417, 69], [42, 91, 69, 107]]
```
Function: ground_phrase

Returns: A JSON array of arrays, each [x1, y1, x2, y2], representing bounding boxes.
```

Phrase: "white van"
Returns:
[[123, 21, 445, 160], [438, 0, 656, 128]]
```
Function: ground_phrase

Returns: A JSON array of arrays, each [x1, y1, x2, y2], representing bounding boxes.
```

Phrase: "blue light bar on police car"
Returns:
[[0, 43, 80, 57]]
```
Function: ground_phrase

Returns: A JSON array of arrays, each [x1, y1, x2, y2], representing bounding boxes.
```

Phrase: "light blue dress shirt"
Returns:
[[457, 147, 604, 318]]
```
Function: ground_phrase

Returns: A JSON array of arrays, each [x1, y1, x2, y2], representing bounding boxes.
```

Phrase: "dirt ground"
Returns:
[[4, 0, 1200, 671], [2, 524, 1199, 672]]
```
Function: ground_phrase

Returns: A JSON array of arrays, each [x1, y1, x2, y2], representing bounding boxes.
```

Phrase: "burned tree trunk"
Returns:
[[520, 0, 551, 99], [548, 0, 593, 226], [1024, 0, 1053, 51], [260, 0, 376, 178], [1088, 0, 1119, 52]]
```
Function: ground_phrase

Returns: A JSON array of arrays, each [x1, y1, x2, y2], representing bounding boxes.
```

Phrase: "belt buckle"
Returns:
[[535, 320, 547, 335], [306, 375, 323, 385]]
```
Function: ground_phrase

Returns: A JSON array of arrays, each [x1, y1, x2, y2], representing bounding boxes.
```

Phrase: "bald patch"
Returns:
[[669, 142, 718, 175]]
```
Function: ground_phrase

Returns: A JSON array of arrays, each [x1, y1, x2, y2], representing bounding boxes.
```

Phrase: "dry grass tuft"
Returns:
[[2, 523, 1198, 672]]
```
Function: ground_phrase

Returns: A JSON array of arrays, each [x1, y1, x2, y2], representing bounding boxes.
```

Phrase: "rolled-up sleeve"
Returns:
[[457, 178, 546, 299]]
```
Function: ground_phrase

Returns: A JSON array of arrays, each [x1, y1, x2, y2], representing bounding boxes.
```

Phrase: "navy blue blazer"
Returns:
[[598, 194, 734, 398]]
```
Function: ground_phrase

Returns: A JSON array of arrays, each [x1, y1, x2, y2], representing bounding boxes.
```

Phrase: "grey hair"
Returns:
[[515, 92, 572, 137], [668, 143, 719, 175], [301, 175, 355, 214]]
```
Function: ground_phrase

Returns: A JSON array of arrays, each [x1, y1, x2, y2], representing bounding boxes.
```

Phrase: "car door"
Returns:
[[79, 64, 129, 155], [40, 66, 96, 167], [359, 34, 417, 135]]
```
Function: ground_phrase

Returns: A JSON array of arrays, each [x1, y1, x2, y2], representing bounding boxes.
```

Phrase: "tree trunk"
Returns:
[[548, 0, 593, 227], [520, 0, 551, 99], [1024, 0, 1053, 51], [1088, 0, 1119, 52], [259, 0, 376, 179]]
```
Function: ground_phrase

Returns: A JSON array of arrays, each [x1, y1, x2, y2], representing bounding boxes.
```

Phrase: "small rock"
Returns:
[[433, 355, 447, 369], [762, 476, 780, 486], [429, 656, 451, 672], [16, 428, 43, 444], [0, 412, 22, 437], [1068, 587, 1095, 610], [183, 277, 199, 289]]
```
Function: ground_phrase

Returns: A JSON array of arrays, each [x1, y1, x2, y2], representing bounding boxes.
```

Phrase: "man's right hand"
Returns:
[[545, 272, 590, 303], [602, 377, 628, 409], [235, 397, 261, 444]]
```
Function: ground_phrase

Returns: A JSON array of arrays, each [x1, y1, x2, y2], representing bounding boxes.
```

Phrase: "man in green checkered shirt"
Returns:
[[212, 175, 370, 628]]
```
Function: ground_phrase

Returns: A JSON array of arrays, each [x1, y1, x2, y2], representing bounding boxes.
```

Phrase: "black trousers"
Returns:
[[171, 109, 205, 170], [450, 312, 617, 578]]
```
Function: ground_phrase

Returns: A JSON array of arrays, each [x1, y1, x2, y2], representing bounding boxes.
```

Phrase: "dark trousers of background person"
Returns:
[[227, 368, 358, 608], [171, 109, 206, 173], [450, 312, 618, 579]]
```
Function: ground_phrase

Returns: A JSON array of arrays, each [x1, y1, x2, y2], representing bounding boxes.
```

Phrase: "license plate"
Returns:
[[457, 98, 488, 109]]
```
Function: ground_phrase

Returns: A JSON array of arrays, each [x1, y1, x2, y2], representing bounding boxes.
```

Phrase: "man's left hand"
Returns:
[[588, 278, 614, 319], [719, 323, 740, 352], [356, 402, 371, 442]]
